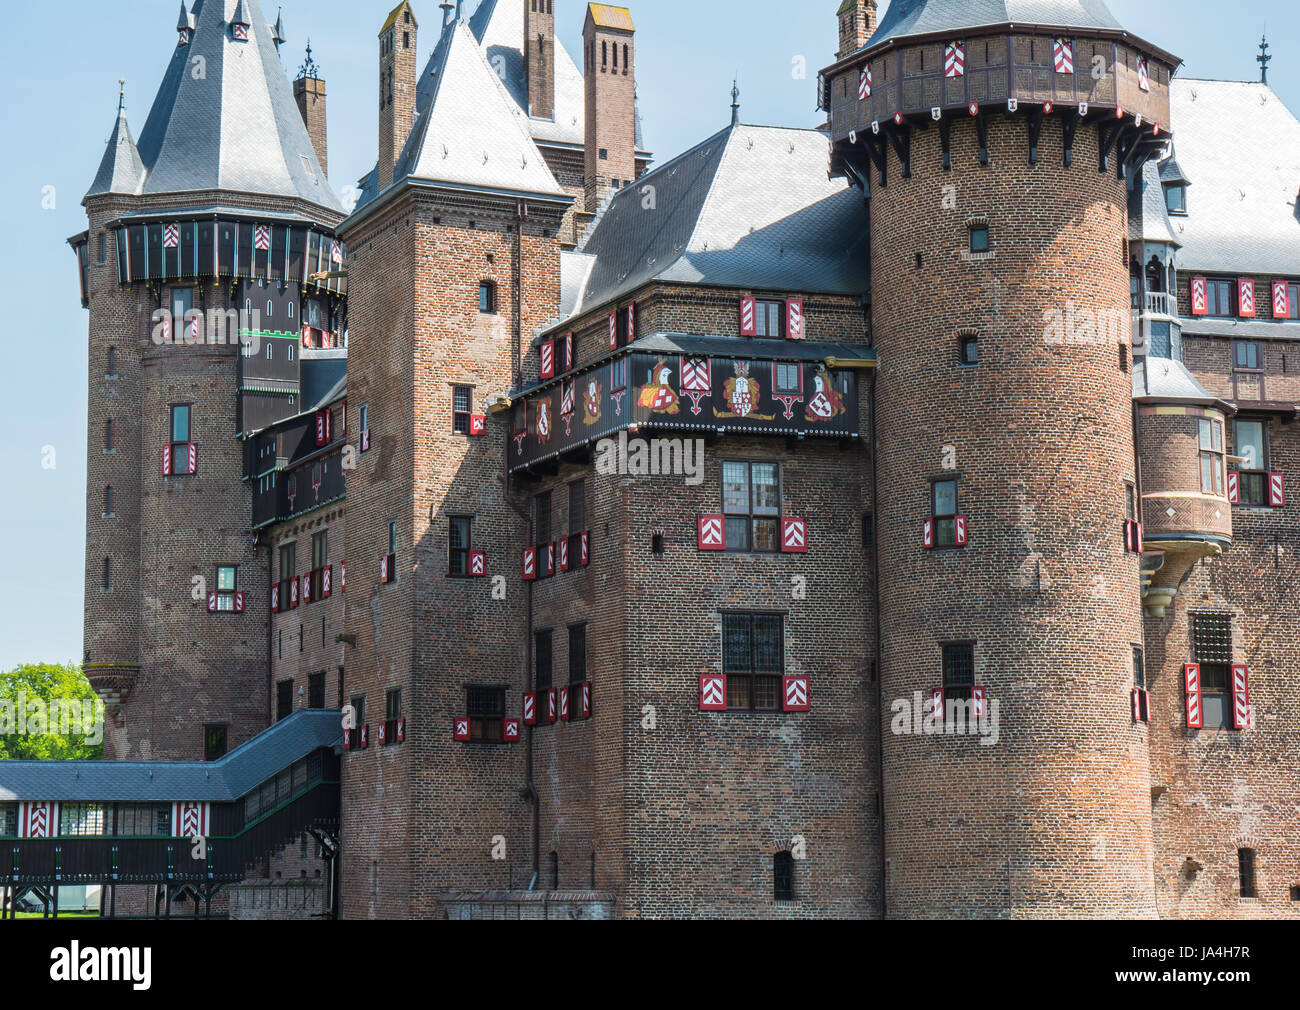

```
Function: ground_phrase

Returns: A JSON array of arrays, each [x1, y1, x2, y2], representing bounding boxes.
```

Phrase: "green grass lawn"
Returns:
[[13, 910, 100, 919]]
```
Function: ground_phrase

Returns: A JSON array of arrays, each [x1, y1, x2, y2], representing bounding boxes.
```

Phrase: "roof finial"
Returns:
[[1257, 32, 1271, 85], [440, 1, 454, 27], [117, 79, 126, 116], [273, 8, 286, 49], [297, 39, 321, 80], [730, 80, 740, 126]]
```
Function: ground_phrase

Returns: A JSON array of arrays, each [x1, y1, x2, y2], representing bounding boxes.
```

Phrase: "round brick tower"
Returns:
[[823, 3, 1180, 916]]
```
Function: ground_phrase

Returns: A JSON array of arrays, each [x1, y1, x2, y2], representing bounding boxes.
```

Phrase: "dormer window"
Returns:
[[179, 28, 193, 46], [1164, 183, 1187, 215]]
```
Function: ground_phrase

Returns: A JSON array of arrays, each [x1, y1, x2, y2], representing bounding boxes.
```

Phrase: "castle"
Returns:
[[0, 0, 1296, 919]]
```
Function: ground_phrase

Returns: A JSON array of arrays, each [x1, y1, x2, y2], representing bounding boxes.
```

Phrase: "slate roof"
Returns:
[[107, 0, 340, 215], [863, 0, 1124, 52], [564, 123, 871, 318], [1165, 79, 1300, 275], [1129, 160, 1180, 246], [0, 710, 340, 804], [85, 109, 147, 199], [1133, 357, 1221, 406]]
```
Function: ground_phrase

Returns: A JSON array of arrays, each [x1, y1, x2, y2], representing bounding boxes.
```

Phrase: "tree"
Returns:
[[0, 663, 104, 761]]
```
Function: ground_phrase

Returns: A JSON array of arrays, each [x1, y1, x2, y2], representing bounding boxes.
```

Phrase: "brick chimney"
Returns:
[[378, 1, 419, 192], [526, 0, 556, 120], [294, 42, 328, 179], [583, 4, 636, 211], [836, 0, 876, 60]]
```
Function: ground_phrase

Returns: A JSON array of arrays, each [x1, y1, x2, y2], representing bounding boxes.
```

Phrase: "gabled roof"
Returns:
[[1166, 79, 1300, 275], [567, 123, 870, 317], [85, 109, 147, 200], [130, 0, 341, 215], [863, 0, 1124, 52], [0, 711, 340, 804], [389, 20, 565, 199]]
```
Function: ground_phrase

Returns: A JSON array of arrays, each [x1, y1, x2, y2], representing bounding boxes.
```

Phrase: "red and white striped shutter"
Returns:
[[564, 333, 574, 371], [609, 311, 618, 350], [162, 444, 172, 477], [739, 296, 757, 337], [1134, 522, 1143, 554], [340, 560, 347, 592], [545, 542, 555, 577], [171, 801, 210, 838], [323, 565, 332, 598], [540, 340, 555, 380], [1238, 279, 1256, 318], [699, 674, 727, 712], [1272, 280, 1290, 318], [290, 577, 299, 607], [19, 802, 58, 838], [1231, 664, 1251, 730], [361, 429, 371, 453], [698, 515, 725, 551], [580, 531, 590, 566], [359, 724, 368, 749], [454, 718, 471, 742], [1268, 473, 1286, 507], [782, 675, 811, 713], [504, 719, 521, 742], [1053, 38, 1073, 74], [1136, 57, 1150, 91], [558, 537, 569, 572], [207, 591, 218, 613], [271, 584, 280, 612], [546, 689, 557, 723], [234, 591, 245, 613], [922, 518, 935, 550], [858, 67, 870, 101], [944, 42, 966, 77], [187, 443, 197, 475], [972, 686, 987, 719], [1184, 663, 1203, 729], [469, 550, 486, 577], [523, 693, 537, 726], [1190, 276, 1208, 315], [955, 515, 968, 547], [559, 686, 570, 721], [343, 728, 352, 752], [377, 722, 387, 747], [1227, 471, 1241, 505], [1131, 688, 1141, 722], [626, 303, 636, 344], [301, 573, 311, 604], [316, 413, 326, 446], [522, 547, 537, 581], [395, 718, 405, 743], [930, 688, 945, 721], [781, 517, 808, 553], [380, 554, 389, 584], [786, 299, 804, 341], [1124, 521, 1135, 553], [581, 682, 592, 719]]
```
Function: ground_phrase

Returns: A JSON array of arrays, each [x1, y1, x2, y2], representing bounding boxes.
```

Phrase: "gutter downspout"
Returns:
[[869, 337, 887, 921]]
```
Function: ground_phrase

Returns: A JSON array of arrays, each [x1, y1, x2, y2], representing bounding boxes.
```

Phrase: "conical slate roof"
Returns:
[[864, 0, 1124, 53], [86, 108, 147, 199], [389, 19, 564, 199], [125, 0, 340, 214]]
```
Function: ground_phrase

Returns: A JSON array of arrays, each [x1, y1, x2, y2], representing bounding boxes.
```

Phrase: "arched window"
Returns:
[[1146, 255, 1164, 294]]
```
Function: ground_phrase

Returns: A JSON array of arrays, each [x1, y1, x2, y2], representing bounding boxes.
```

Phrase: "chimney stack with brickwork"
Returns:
[[378, 1, 419, 192], [836, 0, 876, 60], [583, 4, 636, 211], [526, 0, 556, 120], [294, 42, 328, 179]]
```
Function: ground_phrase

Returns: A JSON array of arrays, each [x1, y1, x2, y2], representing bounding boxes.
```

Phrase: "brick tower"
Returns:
[[76, 0, 343, 761], [582, 4, 636, 209], [822, 3, 1179, 916], [378, 1, 419, 191]]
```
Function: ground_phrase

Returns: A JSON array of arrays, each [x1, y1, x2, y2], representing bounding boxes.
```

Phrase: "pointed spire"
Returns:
[[297, 39, 321, 81], [440, 1, 454, 28], [86, 82, 147, 200], [273, 8, 286, 49], [1257, 33, 1271, 85], [730, 80, 740, 126]]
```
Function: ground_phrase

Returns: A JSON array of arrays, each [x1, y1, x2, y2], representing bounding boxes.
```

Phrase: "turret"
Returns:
[[821, 0, 1180, 917]]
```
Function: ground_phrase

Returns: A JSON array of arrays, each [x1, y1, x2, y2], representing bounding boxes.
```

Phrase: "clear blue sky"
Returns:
[[0, 0, 1295, 669]]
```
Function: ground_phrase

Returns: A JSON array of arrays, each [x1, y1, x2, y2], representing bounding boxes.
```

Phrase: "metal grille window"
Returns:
[[535, 630, 553, 691], [449, 516, 472, 576], [1199, 418, 1225, 496], [569, 625, 587, 685], [722, 461, 781, 553], [467, 686, 505, 743], [0, 804, 16, 838], [942, 643, 974, 701], [204, 724, 228, 760], [115, 805, 170, 837], [1133, 647, 1146, 690], [1192, 613, 1233, 729], [774, 361, 801, 394], [723, 613, 784, 711], [453, 386, 473, 434], [214, 565, 238, 611], [59, 803, 105, 837]]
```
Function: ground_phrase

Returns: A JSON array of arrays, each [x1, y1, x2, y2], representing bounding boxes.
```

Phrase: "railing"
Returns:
[[1142, 291, 1178, 318], [3, 781, 339, 887]]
